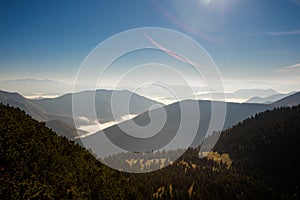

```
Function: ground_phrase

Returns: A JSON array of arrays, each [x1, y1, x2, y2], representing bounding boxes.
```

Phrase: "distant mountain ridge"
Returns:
[[0, 90, 47, 120], [1, 89, 300, 145], [101, 105, 300, 198], [231, 88, 278, 98], [3, 100, 299, 198], [45, 120, 87, 139], [271, 91, 300, 108], [138, 86, 282, 103], [0, 78, 288, 103], [0, 79, 72, 98], [83, 100, 269, 157], [81, 90, 300, 157], [0, 89, 163, 139], [34, 89, 163, 124], [245, 91, 296, 104]]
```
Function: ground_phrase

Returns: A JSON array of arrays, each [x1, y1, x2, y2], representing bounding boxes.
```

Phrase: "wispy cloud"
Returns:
[[274, 63, 300, 72], [290, 0, 300, 6], [265, 30, 300, 36], [256, 50, 293, 55], [144, 33, 203, 68], [76, 114, 138, 138]]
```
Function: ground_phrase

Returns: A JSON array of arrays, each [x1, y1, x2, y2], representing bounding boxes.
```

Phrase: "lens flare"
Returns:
[[151, 0, 233, 42], [200, 0, 211, 5]]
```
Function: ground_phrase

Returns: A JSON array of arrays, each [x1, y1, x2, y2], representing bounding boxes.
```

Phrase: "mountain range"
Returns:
[[2, 103, 298, 198], [1, 88, 300, 149], [0, 89, 162, 138], [137, 86, 285, 103], [0, 79, 72, 98], [244, 91, 296, 104], [117, 104, 300, 199], [0, 79, 293, 104], [82, 91, 300, 158], [1, 90, 300, 198]]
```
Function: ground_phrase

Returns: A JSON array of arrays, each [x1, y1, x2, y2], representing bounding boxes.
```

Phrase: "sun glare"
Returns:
[[199, 0, 211, 5]]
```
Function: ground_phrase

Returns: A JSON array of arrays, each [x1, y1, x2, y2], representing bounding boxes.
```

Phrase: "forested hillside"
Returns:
[[0, 104, 136, 199], [122, 106, 300, 199], [214, 105, 300, 195], [1, 104, 299, 199]]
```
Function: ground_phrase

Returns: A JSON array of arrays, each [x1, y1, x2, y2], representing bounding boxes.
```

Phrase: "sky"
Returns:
[[1, 0, 300, 93]]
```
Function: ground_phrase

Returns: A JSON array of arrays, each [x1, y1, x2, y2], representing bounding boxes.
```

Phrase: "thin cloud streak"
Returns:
[[266, 30, 300, 36], [256, 50, 293, 55], [76, 114, 138, 139], [144, 33, 203, 68], [274, 63, 300, 72], [290, 0, 300, 6], [285, 63, 300, 69]]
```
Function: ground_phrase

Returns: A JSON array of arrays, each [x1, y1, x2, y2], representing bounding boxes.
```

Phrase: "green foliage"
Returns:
[[123, 106, 300, 199], [1, 103, 300, 199], [125, 148, 278, 200], [214, 105, 300, 196], [0, 104, 136, 199]]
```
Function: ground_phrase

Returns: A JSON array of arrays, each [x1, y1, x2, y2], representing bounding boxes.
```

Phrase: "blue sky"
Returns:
[[1, 0, 300, 92]]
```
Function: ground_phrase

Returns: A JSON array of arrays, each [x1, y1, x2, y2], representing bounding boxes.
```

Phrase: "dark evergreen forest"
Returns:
[[1, 104, 299, 199]]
